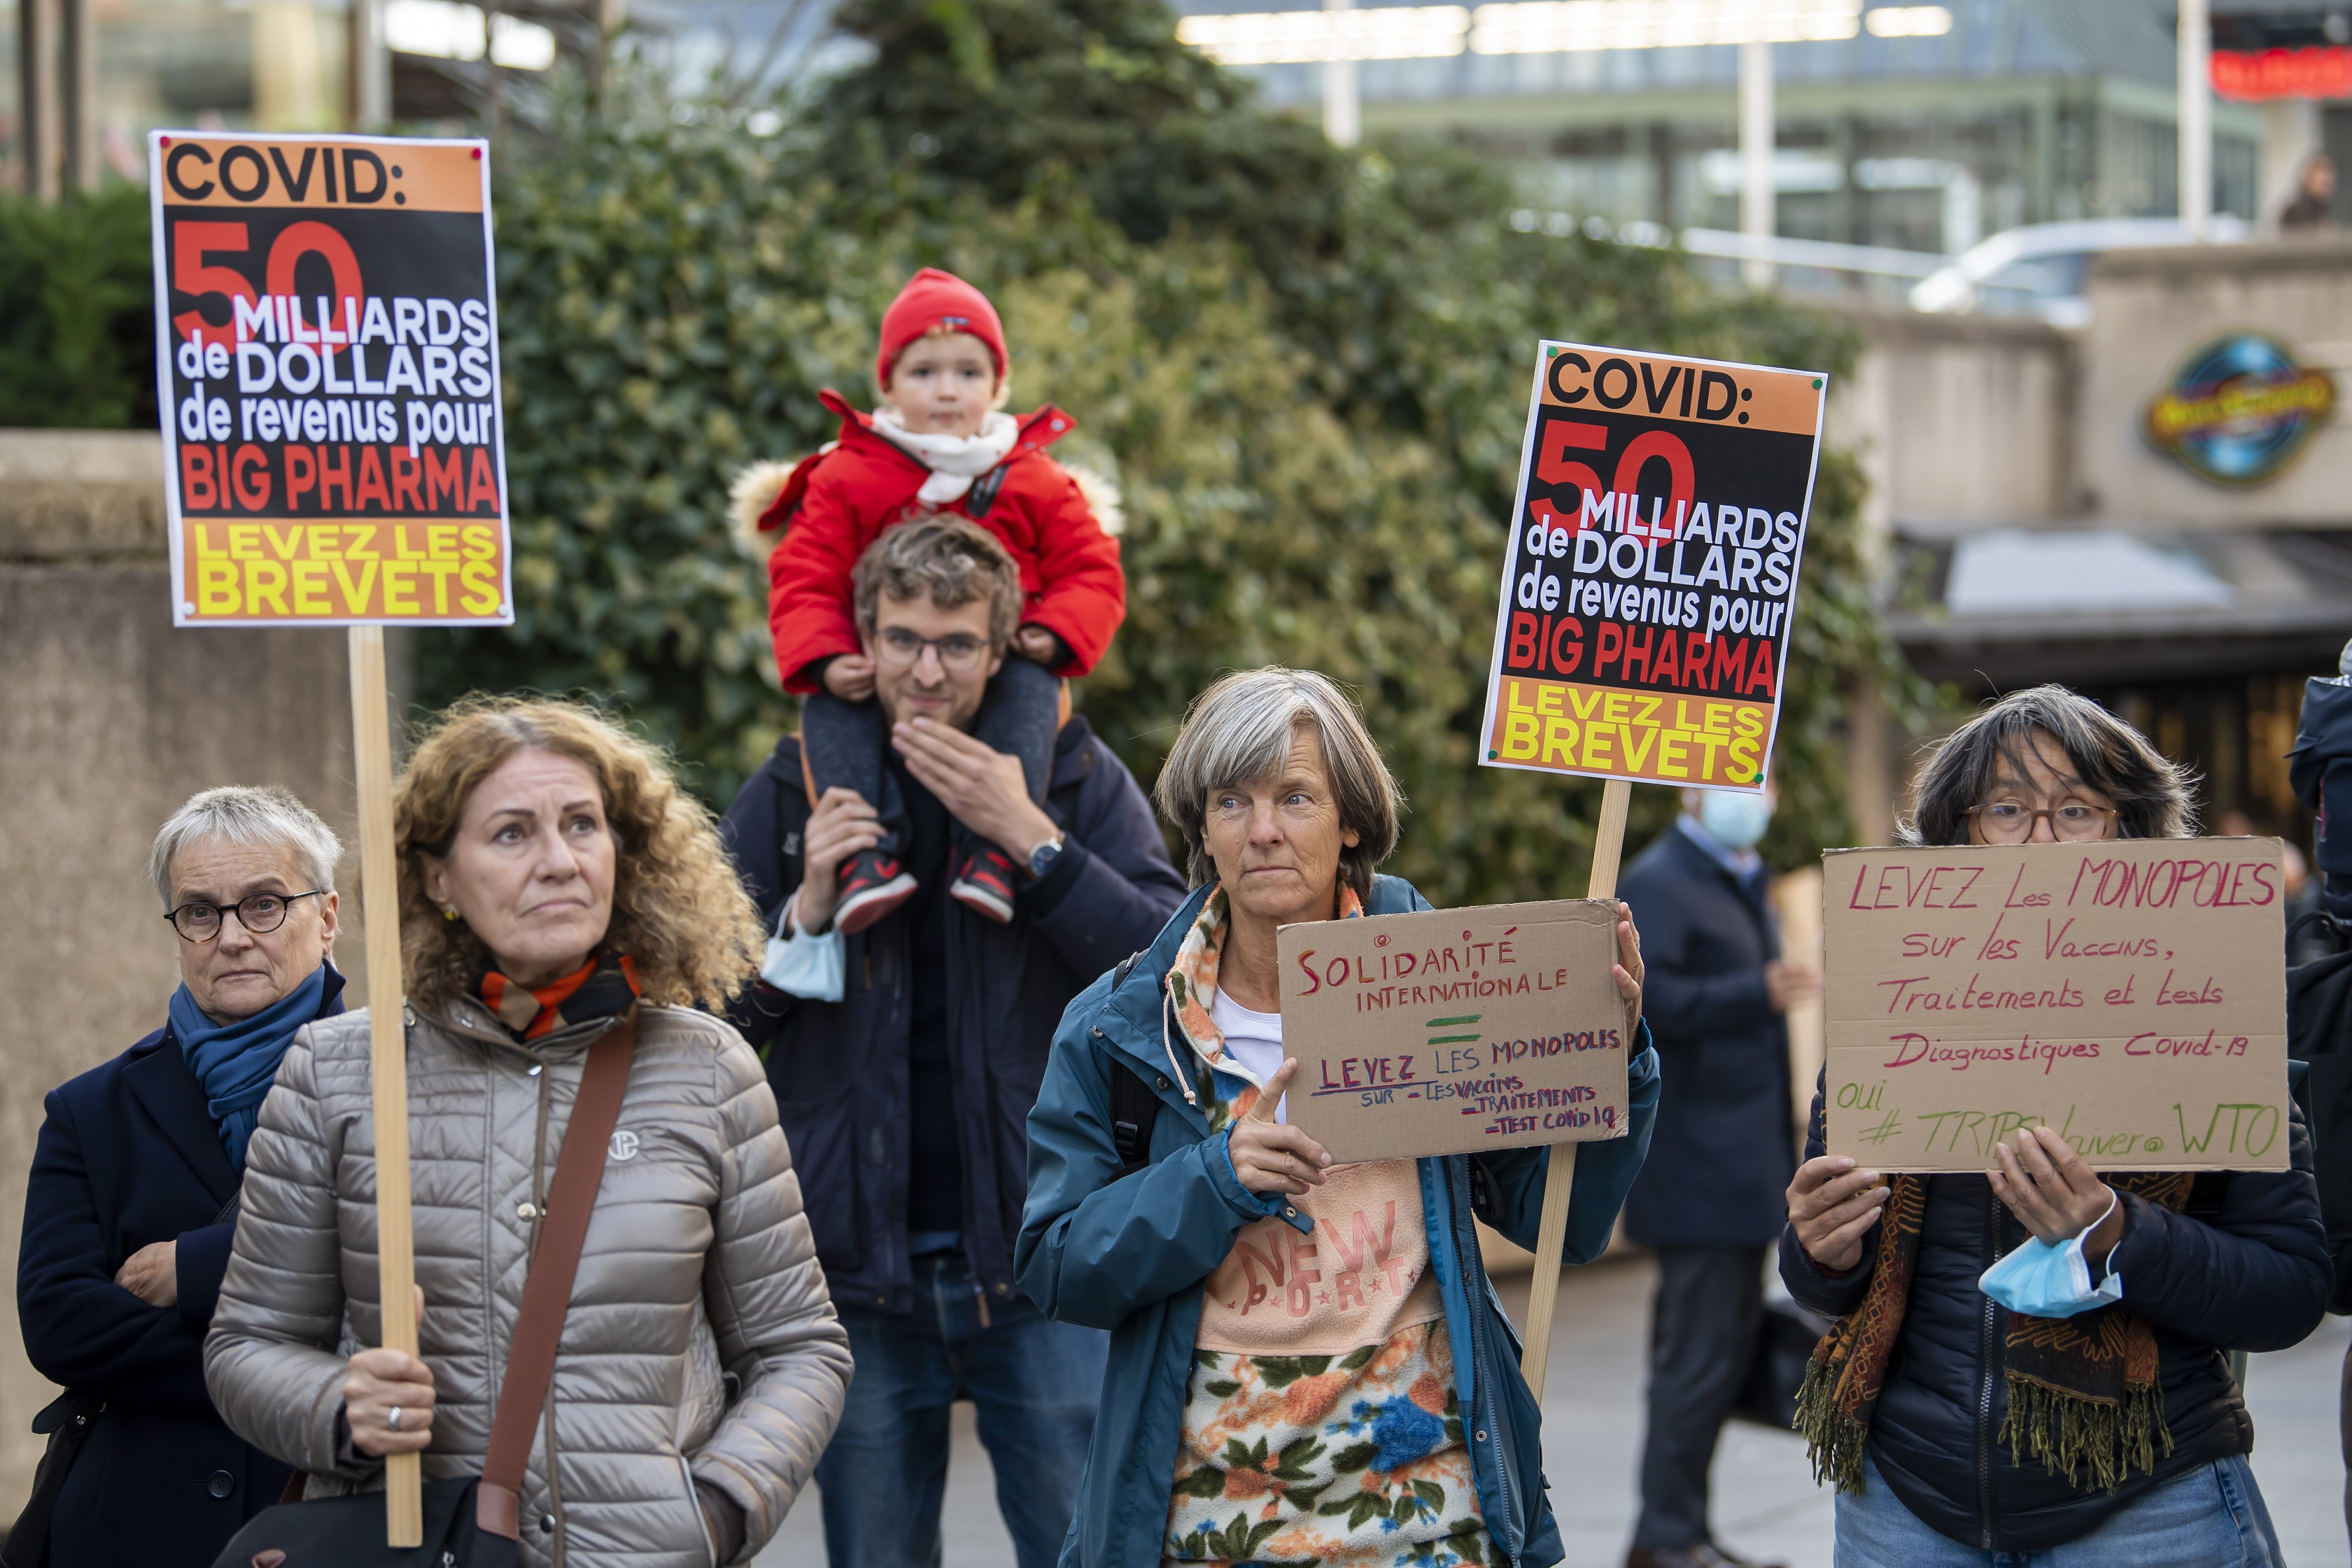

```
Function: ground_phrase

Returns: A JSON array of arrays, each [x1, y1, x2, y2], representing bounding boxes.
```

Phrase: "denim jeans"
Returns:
[[1834, 1451, 2284, 1568], [816, 1250, 1107, 1568]]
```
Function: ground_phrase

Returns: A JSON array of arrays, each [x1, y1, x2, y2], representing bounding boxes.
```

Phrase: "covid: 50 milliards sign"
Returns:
[[1478, 342, 1828, 791]]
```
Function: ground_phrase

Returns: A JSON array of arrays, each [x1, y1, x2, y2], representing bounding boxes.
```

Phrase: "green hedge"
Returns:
[[0, 186, 157, 429]]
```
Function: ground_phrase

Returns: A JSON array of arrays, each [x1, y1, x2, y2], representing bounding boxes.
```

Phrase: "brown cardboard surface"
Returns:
[[1279, 899, 1629, 1165], [1822, 840, 2290, 1172]]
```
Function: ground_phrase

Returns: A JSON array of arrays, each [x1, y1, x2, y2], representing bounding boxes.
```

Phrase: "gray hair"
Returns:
[[1901, 685, 2196, 847], [148, 786, 342, 910], [1152, 667, 1403, 900]]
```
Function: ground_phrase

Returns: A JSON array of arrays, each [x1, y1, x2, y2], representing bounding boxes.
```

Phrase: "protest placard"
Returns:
[[146, 129, 511, 1546], [148, 131, 511, 627], [1822, 840, 2290, 1173], [1278, 901, 1627, 1166], [1477, 343, 1828, 790]]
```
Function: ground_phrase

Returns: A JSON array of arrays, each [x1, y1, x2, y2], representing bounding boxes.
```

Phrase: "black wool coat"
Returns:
[[1619, 824, 1795, 1249], [15, 972, 342, 1567]]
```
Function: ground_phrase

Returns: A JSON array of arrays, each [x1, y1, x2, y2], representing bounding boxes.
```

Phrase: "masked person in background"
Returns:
[[1618, 777, 1817, 1568]]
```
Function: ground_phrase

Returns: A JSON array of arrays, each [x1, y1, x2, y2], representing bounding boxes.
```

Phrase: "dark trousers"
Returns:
[[1633, 1245, 1766, 1551], [816, 1250, 1107, 1568], [802, 656, 1059, 859]]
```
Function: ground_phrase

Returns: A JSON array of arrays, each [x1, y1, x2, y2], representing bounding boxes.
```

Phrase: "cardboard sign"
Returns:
[[1478, 343, 1828, 790], [148, 132, 512, 627], [1278, 901, 1628, 1165], [1823, 840, 2290, 1172]]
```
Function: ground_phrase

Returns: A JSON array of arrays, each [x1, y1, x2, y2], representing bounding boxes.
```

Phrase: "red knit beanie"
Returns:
[[876, 268, 1007, 387]]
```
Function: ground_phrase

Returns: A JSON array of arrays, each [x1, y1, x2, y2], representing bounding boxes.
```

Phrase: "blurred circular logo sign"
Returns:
[[2144, 334, 2336, 486]]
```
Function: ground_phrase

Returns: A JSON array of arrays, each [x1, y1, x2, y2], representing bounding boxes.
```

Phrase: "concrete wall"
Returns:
[[2076, 239, 2352, 526], [1829, 306, 2074, 540], [0, 431, 376, 1509]]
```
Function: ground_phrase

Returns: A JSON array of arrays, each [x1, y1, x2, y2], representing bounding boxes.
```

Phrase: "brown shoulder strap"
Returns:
[[474, 1009, 638, 1539]]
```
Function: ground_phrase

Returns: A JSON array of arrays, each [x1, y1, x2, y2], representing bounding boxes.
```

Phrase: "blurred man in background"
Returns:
[[1619, 781, 1818, 1568]]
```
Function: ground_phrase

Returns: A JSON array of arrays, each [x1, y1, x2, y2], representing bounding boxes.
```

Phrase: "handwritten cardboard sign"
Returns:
[[1824, 840, 2289, 1172], [1477, 342, 1828, 791], [1278, 901, 1628, 1165], [148, 131, 512, 627]]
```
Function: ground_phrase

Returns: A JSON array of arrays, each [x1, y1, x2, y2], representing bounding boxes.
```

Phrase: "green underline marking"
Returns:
[[1426, 1034, 1484, 1045], [1425, 1015, 1482, 1026]]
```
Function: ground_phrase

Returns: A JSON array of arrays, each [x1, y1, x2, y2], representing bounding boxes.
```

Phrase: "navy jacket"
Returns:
[[721, 716, 1188, 1312], [1017, 876, 1662, 1568], [16, 973, 342, 1567], [1779, 1076, 2331, 1552], [1619, 824, 1793, 1248]]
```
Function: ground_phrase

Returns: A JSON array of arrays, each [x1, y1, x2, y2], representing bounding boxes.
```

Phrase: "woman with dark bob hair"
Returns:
[[203, 697, 852, 1566], [1781, 684, 2328, 1566]]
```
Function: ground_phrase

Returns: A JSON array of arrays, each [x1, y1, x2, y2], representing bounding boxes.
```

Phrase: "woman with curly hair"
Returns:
[[203, 697, 852, 1567]]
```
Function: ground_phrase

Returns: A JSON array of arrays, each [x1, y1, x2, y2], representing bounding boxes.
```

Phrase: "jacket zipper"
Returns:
[[1447, 1160, 1512, 1547], [1976, 1184, 2003, 1550]]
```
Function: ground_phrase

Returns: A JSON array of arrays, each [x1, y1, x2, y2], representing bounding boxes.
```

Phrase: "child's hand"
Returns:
[[1011, 625, 1066, 667], [823, 655, 876, 702]]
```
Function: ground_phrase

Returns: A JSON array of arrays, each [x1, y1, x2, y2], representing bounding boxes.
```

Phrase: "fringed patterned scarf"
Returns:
[[1797, 1166, 2195, 1496], [478, 951, 641, 1042]]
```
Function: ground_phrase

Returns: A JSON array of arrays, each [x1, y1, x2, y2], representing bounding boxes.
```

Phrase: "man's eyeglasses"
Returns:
[[165, 890, 325, 942], [1966, 802, 2119, 843], [873, 628, 991, 671]]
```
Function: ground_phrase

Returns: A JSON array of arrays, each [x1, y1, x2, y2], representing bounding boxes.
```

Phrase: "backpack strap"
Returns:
[[965, 462, 1011, 520], [474, 1009, 638, 1539], [1104, 950, 1160, 1176]]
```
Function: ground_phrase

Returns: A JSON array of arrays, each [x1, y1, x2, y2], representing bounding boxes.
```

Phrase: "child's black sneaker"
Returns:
[[834, 851, 917, 933], [949, 847, 1019, 924]]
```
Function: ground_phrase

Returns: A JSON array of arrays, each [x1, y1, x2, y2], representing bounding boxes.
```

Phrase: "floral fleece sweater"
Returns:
[[1162, 887, 1489, 1568]]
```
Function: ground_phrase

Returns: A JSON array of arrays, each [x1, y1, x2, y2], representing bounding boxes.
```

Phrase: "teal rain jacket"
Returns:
[[1016, 876, 1662, 1568]]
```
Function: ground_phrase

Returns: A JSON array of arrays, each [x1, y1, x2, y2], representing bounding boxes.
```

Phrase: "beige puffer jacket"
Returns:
[[203, 999, 852, 1568]]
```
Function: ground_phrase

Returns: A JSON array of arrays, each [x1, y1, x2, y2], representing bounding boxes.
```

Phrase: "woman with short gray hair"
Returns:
[[1019, 666, 1662, 1568], [16, 785, 346, 1568]]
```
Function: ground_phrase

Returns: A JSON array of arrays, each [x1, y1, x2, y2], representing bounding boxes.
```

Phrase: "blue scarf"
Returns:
[[168, 961, 343, 1171]]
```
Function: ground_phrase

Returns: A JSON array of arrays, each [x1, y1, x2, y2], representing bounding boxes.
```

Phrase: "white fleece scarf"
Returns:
[[874, 407, 1021, 506]]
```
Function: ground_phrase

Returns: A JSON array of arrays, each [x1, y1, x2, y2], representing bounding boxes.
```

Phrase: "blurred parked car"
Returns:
[[1909, 217, 2249, 325]]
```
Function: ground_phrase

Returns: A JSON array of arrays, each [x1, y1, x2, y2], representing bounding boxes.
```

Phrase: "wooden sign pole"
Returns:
[[1517, 776, 1631, 1397], [348, 626, 423, 1547]]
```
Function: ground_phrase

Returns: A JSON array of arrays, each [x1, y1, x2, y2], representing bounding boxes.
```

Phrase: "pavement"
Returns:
[[758, 1251, 2352, 1567]]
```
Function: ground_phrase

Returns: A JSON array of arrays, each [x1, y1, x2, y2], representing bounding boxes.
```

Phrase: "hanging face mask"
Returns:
[[1698, 789, 1774, 851], [1976, 1191, 2123, 1319]]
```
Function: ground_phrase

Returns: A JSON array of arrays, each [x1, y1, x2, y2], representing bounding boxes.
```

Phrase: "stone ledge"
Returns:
[[0, 430, 167, 561]]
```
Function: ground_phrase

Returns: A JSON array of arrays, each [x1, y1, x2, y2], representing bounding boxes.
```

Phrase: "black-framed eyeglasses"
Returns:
[[1965, 802, 2119, 843], [873, 627, 991, 671], [165, 890, 325, 942]]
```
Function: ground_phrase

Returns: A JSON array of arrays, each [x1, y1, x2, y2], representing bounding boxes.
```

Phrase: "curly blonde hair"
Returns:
[[393, 696, 762, 1010]]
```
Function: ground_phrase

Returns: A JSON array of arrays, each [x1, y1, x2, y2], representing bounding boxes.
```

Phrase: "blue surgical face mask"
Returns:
[[1977, 1191, 2123, 1318], [1698, 789, 1774, 850]]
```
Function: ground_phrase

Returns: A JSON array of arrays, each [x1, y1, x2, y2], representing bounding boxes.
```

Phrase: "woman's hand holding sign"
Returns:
[[1788, 1156, 1892, 1275], [1990, 1125, 2125, 1268], [1227, 1059, 1332, 1195]]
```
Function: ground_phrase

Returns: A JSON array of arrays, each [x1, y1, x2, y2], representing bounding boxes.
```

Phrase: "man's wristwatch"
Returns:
[[1026, 833, 1067, 881]]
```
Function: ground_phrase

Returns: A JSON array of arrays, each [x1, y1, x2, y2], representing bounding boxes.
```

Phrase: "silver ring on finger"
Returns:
[[388, 1405, 403, 1431]]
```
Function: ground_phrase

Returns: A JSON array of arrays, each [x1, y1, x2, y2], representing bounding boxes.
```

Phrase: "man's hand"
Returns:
[[1226, 1059, 1332, 1195], [115, 1239, 177, 1308], [1990, 1125, 2124, 1268], [1010, 625, 1065, 667], [346, 1288, 434, 1457], [891, 716, 1059, 863], [1788, 1155, 1891, 1274], [1765, 960, 1822, 1014], [1614, 901, 1646, 1038], [822, 655, 877, 703], [791, 787, 886, 934]]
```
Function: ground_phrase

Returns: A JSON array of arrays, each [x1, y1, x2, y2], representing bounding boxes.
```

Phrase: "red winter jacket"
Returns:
[[764, 389, 1125, 695]]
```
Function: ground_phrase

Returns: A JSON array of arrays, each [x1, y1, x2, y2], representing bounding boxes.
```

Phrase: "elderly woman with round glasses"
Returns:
[[1781, 685, 2328, 1567], [16, 786, 347, 1568]]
